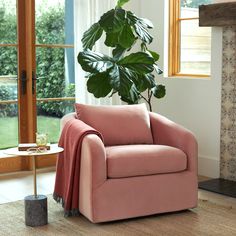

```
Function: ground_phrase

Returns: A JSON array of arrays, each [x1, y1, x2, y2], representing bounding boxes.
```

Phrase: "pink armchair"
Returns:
[[61, 108, 198, 223]]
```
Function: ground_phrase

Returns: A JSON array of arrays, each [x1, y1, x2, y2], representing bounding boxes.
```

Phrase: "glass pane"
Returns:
[[0, 0, 17, 44], [181, 0, 213, 18], [0, 1, 18, 150], [37, 103, 61, 144], [36, 47, 75, 143], [180, 19, 211, 75], [0, 47, 17, 76], [36, 0, 75, 144], [0, 65, 18, 149], [37, 100, 74, 143], [0, 110, 18, 149], [35, 0, 74, 45]]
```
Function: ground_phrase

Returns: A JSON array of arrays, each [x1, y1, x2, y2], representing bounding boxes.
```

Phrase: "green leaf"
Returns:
[[109, 65, 122, 89], [112, 46, 127, 60], [77, 50, 114, 73], [126, 11, 138, 25], [119, 71, 134, 95], [127, 11, 153, 44], [109, 66, 139, 104], [132, 73, 156, 92], [139, 18, 153, 29], [117, 0, 130, 8], [87, 72, 112, 98], [154, 64, 163, 75], [118, 23, 136, 49], [129, 84, 140, 103], [132, 74, 147, 92], [109, 65, 134, 90], [82, 23, 103, 50], [141, 73, 156, 89], [105, 32, 119, 47], [118, 52, 155, 74], [147, 50, 160, 61], [133, 23, 153, 44], [141, 42, 147, 51], [127, 11, 153, 29], [152, 85, 166, 99], [120, 84, 140, 104], [99, 9, 126, 33], [120, 96, 134, 104]]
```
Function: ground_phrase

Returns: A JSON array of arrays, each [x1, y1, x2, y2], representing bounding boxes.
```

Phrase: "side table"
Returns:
[[4, 145, 63, 227]]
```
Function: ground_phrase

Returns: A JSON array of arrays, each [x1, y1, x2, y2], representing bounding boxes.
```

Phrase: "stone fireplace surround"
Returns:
[[198, 1, 236, 197], [221, 26, 236, 181]]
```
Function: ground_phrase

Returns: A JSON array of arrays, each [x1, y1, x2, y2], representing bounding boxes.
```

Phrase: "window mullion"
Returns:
[[169, 0, 181, 76]]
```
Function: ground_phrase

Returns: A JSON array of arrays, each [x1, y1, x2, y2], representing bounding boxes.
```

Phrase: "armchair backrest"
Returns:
[[74, 103, 154, 146]]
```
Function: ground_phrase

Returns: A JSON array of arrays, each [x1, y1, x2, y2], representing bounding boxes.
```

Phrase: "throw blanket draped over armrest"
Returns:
[[53, 119, 103, 216]]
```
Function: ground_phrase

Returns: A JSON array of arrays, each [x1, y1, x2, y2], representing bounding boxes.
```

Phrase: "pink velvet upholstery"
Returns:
[[61, 111, 198, 223], [74, 103, 153, 146], [106, 145, 187, 178]]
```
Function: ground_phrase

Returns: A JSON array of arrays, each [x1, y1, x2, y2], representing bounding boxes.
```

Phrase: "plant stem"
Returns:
[[148, 89, 153, 112], [140, 94, 149, 104], [140, 91, 152, 112]]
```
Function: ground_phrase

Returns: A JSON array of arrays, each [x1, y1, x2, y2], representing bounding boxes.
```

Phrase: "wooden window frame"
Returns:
[[169, 0, 210, 78]]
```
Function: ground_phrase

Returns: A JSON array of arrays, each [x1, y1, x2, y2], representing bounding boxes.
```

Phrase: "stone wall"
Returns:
[[220, 26, 236, 181]]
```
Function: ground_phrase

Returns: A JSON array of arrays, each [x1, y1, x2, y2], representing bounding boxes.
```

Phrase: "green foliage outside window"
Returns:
[[0, 6, 75, 118], [181, 0, 213, 8], [0, 86, 17, 117]]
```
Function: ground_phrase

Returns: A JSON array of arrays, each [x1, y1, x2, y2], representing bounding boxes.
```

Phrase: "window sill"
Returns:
[[165, 75, 211, 80]]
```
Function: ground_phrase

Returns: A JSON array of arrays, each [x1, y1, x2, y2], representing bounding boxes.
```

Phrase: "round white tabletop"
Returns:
[[4, 144, 63, 156]]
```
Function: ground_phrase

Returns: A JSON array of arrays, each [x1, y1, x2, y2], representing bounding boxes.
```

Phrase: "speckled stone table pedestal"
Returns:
[[24, 195, 48, 227]]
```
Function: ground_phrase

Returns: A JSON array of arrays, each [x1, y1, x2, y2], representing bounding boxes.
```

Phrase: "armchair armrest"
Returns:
[[59, 114, 107, 219], [60, 112, 77, 131], [61, 113, 107, 188], [149, 112, 198, 172], [60, 113, 107, 187], [80, 134, 107, 189]]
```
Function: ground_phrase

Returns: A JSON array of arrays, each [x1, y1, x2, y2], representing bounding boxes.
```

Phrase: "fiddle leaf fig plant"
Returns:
[[77, 0, 165, 111]]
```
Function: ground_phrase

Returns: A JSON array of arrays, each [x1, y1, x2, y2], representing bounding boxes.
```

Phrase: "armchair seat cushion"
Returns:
[[106, 145, 187, 178]]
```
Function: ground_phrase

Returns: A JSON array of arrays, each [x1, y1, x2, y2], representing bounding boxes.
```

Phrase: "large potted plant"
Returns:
[[77, 0, 165, 111]]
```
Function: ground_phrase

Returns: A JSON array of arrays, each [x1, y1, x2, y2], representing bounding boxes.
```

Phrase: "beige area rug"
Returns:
[[0, 197, 236, 236]]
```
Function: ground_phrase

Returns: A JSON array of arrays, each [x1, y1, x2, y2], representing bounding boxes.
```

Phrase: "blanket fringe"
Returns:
[[53, 193, 80, 217]]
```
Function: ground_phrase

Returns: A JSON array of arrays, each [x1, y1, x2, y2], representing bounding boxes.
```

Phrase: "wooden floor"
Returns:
[[198, 176, 236, 208], [0, 171, 236, 209], [0, 168, 56, 203]]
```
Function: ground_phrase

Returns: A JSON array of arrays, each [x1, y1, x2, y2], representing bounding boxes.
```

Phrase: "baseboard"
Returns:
[[198, 155, 220, 178]]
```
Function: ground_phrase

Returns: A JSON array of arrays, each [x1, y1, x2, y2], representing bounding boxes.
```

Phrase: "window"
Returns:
[[169, 0, 213, 77], [0, 0, 76, 172]]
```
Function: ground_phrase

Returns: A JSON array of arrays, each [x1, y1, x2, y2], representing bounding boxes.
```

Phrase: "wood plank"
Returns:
[[35, 154, 57, 169], [0, 97, 75, 105], [0, 155, 56, 173], [179, 17, 199, 21], [0, 156, 28, 174], [199, 2, 236, 26], [168, 0, 181, 76], [35, 44, 74, 48], [0, 44, 18, 47]]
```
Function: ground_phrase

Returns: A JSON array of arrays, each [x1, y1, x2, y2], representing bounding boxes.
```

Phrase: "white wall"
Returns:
[[135, 0, 222, 178]]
